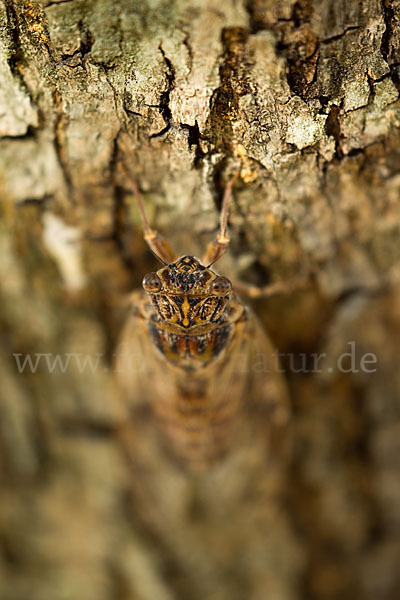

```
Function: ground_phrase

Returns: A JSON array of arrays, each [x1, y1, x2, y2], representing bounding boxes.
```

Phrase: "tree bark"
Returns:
[[1, 1, 399, 599]]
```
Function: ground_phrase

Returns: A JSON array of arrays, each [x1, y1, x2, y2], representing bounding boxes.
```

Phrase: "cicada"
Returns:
[[116, 169, 289, 468]]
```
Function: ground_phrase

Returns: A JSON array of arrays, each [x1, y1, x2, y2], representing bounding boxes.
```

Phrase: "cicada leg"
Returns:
[[202, 169, 240, 267], [122, 163, 176, 264], [232, 276, 310, 299]]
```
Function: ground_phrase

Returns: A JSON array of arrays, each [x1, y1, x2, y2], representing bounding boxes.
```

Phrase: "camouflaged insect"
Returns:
[[116, 170, 289, 468]]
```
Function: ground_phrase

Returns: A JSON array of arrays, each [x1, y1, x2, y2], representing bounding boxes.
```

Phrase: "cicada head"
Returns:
[[142, 255, 232, 329]]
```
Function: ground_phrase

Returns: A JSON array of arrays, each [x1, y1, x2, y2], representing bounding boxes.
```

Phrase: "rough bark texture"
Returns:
[[1, 1, 400, 599]]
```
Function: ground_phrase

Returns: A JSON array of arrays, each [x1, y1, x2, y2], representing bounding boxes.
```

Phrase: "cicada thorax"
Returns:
[[147, 318, 234, 370], [143, 255, 235, 370]]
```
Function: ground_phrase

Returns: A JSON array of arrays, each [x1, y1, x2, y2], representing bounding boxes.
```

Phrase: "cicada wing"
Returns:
[[114, 292, 153, 410], [243, 308, 289, 421], [113, 292, 174, 466], [240, 307, 291, 464]]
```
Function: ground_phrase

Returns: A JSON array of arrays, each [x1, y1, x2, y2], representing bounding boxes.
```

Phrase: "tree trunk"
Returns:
[[1, 1, 399, 599]]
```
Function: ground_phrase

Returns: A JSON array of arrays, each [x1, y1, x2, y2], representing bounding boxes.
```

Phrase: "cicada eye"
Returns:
[[211, 276, 231, 297], [142, 272, 162, 293]]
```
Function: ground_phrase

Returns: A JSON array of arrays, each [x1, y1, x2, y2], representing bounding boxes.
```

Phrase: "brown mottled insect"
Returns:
[[116, 168, 289, 468]]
